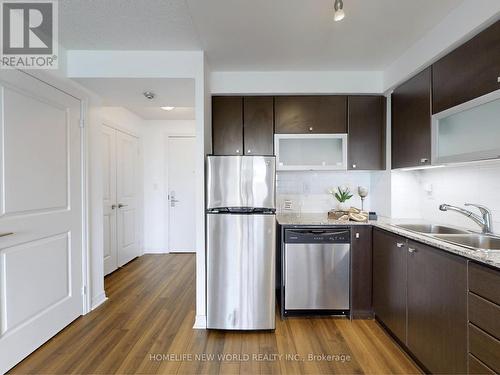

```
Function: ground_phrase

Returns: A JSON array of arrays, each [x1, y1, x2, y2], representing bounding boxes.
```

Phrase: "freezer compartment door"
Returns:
[[285, 243, 350, 310], [207, 213, 276, 330], [206, 156, 275, 210]]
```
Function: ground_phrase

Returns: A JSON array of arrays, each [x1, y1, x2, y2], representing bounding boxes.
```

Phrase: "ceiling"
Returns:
[[59, 0, 464, 71], [74, 78, 195, 120]]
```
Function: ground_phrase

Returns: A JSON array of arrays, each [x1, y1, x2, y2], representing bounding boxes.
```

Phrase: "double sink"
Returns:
[[394, 224, 500, 252]]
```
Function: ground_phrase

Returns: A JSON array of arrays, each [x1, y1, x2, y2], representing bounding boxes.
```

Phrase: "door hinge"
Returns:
[[82, 286, 87, 295], [79, 117, 85, 128]]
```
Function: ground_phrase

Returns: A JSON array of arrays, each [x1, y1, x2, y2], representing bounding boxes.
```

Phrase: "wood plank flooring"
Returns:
[[10, 254, 421, 374]]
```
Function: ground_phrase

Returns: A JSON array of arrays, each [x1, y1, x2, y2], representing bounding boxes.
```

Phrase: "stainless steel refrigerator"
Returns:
[[206, 156, 276, 330]]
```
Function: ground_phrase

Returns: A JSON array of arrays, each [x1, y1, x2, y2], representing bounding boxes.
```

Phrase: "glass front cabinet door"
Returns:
[[274, 134, 348, 171]]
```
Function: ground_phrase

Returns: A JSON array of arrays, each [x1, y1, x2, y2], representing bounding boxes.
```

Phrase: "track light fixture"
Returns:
[[334, 0, 345, 22]]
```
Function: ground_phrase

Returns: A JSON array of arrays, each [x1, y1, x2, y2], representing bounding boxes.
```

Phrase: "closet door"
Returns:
[[102, 125, 118, 275], [116, 130, 140, 267]]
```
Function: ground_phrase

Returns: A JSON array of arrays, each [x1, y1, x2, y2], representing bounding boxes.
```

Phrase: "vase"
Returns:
[[337, 202, 348, 211]]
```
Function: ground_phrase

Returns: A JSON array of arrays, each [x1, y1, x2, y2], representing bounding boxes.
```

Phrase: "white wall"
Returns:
[[142, 120, 196, 253], [193, 56, 211, 329], [86, 103, 106, 309], [390, 161, 500, 234], [67, 50, 204, 79], [390, 171, 423, 219], [211, 71, 383, 94], [100, 107, 145, 136]]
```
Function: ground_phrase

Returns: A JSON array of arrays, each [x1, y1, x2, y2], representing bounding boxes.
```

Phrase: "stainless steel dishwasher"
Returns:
[[284, 228, 350, 315]]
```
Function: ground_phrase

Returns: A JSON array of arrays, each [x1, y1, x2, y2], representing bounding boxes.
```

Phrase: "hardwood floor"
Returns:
[[10, 254, 421, 374]]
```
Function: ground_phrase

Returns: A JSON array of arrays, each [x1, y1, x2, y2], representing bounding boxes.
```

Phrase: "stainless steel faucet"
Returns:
[[439, 203, 493, 234]]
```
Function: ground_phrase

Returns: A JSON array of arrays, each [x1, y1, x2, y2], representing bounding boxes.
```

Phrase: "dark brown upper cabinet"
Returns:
[[432, 20, 500, 114], [406, 240, 467, 374], [275, 95, 347, 134], [391, 67, 432, 169], [243, 96, 274, 156], [212, 96, 243, 155], [348, 95, 386, 170], [373, 229, 407, 344]]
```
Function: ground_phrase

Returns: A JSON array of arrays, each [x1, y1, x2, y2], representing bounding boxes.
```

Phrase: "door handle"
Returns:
[[408, 247, 416, 253], [396, 242, 405, 248], [118, 204, 128, 208], [111, 204, 117, 210], [0, 232, 14, 238]]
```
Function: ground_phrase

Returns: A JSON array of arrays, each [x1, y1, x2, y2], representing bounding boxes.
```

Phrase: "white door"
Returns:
[[102, 127, 140, 272], [102, 125, 117, 275], [167, 136, 196, 253], [0, 70, 83, 373], [116, 130, 140, 266]]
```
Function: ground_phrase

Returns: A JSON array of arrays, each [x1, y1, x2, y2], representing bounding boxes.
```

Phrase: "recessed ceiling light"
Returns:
[[143, 91, 156, 100], [161, 106, 175, 111], [334, 0, 345, 22]]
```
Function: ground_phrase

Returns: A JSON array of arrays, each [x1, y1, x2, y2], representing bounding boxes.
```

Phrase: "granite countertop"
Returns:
[[276, 212, 373, 226], [276, 213, 500, 269]]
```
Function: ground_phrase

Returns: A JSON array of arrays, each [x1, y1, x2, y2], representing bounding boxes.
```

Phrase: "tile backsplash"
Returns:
[[276, 171, 372, 213], [391, 161, 500, 234]]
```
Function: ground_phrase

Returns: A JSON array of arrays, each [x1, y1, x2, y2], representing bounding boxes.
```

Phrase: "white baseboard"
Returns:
[[143, 248, 169, 254], [193, 315, 207, 329], [91, 292, 108, 311]]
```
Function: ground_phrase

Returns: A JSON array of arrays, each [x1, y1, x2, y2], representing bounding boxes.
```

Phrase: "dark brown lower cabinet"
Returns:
[[350, 226, 373, 318], [406, 240, 467, 374], [468, 262, 500, 374], [373, 230, 470, 374], [372, 229, 407, 343], [469, 353, 496, 375]]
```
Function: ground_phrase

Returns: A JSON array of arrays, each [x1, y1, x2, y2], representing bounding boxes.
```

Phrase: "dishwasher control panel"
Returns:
[[284, 228, 350, 244]]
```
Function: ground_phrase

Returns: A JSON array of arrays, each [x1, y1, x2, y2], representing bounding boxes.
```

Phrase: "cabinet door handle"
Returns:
[[236, 149, 240, 154], [497, 76, 500, 83], [408, 247, 416, 253], [396, 242, 405, 248], [247, 149, 252, 154], [352, 164, 357, 169], [420, 158, 429, 164], [308, 126, 313, 132]]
